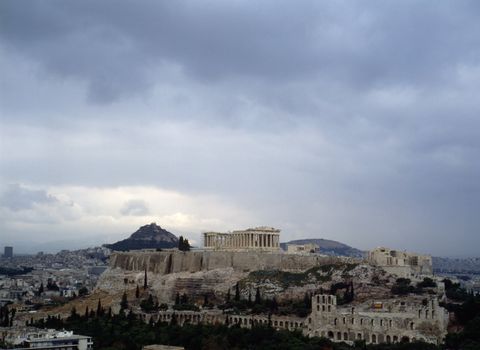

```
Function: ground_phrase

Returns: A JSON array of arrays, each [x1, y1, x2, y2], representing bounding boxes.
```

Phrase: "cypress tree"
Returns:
[[203, 294, 209, 307], [144, 268, 148, 290], [70, 307, 77, 319], [97, 299, 103, 316], [226, 289, 231, 302], [235, 283, 240, 301], [120, 291, 128, 310], [255, 287, 261, 304]]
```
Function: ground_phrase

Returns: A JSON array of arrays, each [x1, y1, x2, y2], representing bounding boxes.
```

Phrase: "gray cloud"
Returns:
[[0, 1, 479, 255], [0, 184, 58, 211], [120, 199, 150, 216]]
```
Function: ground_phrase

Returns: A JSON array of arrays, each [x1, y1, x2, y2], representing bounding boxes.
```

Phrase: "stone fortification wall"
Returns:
[[110, 250, 350, 274]]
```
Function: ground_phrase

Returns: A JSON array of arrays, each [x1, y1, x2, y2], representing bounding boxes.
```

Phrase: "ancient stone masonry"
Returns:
[[143, 309, 306, 332], [109, 250, 348, 275], [306, 294, 448, 345], [287, 243, 319, 255], [368, 247, 433, 279], [203, 227, 280, 251], [141, 293, 447, 345]]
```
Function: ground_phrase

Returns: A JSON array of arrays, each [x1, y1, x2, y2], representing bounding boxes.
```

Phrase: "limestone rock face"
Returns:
[[109, 250, 351, 274], [98, 250, 371, 304], [96, 267, 247, 304]]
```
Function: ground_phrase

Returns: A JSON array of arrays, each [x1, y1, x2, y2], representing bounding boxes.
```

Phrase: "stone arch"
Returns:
[[357, 333, 362, 340], [328, 331, 334, 339], [334, 318, 337, 325], [343, 332, 348, 341], [401, 336, 410, 343], [393, 335, 398, 343], [372, 334, 377, 344], [410, 322, 414, 330], [386, 335, 391, 343]]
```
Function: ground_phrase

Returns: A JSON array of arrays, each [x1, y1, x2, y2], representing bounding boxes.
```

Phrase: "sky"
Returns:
[[0, 1, 479, 256]]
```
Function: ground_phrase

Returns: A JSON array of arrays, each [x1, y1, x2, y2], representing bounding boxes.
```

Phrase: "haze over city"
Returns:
[[1, 1, 480, 256]]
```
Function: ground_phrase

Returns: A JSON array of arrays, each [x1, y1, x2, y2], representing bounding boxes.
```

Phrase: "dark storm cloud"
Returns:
[[0, 1, 479, 255], [2, 1, 479, 105], [0, 184, 58, 211]]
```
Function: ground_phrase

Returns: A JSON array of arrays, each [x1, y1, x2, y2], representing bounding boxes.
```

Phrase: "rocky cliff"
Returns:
[[109, 250, 353, 274]]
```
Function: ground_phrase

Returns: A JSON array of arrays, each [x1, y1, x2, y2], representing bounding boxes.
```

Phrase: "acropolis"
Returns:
[[203, 226, 281, 251]]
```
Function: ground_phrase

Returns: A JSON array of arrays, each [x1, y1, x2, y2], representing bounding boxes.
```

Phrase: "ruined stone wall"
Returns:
[[306, 294, 448, 345], [109, 250, 350, 274]]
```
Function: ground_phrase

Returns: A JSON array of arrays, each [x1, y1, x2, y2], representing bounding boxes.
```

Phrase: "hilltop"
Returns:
[[104, 223, 178, 251], [281, 238, 364, 258]]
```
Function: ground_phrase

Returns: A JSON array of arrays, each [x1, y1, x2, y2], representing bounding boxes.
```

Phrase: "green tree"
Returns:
[[235, 283, 240, 301], [96, 299, 103, 317], [38, 282, 44, 296], [144, 268, 148, 290], [120, 291, 128, 311], [255, 287, 261, 304]]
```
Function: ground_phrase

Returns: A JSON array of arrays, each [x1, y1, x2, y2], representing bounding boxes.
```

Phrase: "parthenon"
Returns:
[[203, 226, 281, 251]]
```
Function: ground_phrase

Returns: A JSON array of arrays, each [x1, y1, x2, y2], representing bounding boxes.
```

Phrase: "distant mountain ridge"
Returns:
[[104, 223, 178, 251], [280, 238, 364, 258]]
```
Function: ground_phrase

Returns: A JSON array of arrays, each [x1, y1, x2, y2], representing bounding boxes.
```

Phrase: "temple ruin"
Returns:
[[203, 226, 281, 251]]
